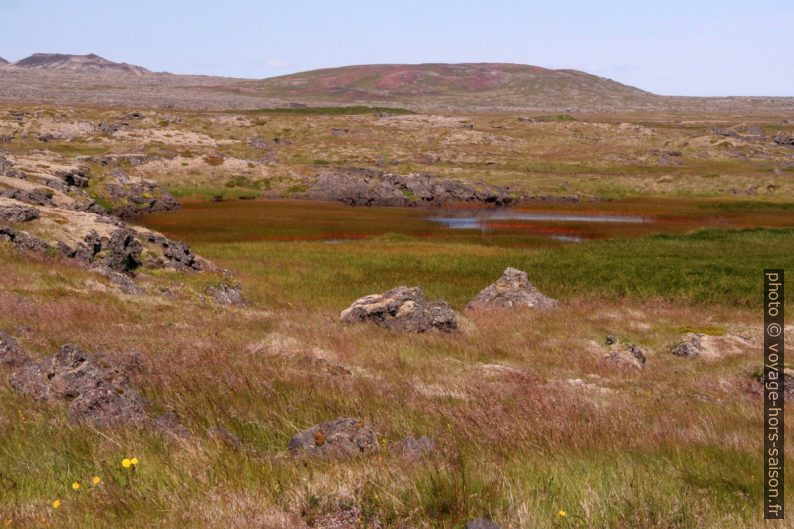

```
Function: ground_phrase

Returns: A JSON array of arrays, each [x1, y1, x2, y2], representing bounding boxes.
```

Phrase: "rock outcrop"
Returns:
[[102, 169, 180, 218], [304, 167, 512, 207], [207, 283, 245, 305], [341, 286, 458, 333], [10, 343, 147, 426], [603, 342, 647, 370], [773, 131, 794, 146], [671, 333, 704, 358], [0, 204, 40, 222], [466, 267, 557, 311], [288, 417, 379, 459]]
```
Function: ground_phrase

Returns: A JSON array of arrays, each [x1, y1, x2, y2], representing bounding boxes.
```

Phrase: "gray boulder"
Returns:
[[773, 131, 794, 146], [467, 267, 557, 311], [288, 417, 379, 459], [341, 286, 457, 333], [671, 333, 704, 358], [207, 283, 245, 305], [0, 331, 30, 367], [391, 435, 435, 461]]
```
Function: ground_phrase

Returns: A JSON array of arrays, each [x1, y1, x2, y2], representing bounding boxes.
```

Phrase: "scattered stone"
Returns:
[[56, 168, 90, 188], [465, 518, 502, 529], [341, 286, 457, 333], [1, 187, 54, 206], [605, 334, 617, 345], [671, 333, 704, 358], [207, 283, 245, 305], [0, 331, 30, 367], [288, 417, 379, 459], [0, 204, 39, 222], [773, 131, 794, 146], [466, 267, 558, 311], [391, 435, 435, 461], [10, 344, 147, 426]]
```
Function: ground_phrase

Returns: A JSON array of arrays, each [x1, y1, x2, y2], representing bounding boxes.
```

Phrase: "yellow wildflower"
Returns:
[[121, 458, 132, 468], [557, 510, 567, 517], [130, 457, 139, 466], [52, 499, 61, 509], [91, 476, 101, 486], [71, 482, 80, 491]]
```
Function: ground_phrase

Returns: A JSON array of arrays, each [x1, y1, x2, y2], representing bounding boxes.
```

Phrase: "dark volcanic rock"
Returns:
[[93, 266, 142, 295], [142, 232, 202, 270], [1, 187, 55, 206], [288, 417, 379, 459], [467, 267, 558, 311], [341, 286, 457, 333], [305, 167, 512, 207], [104, 175, 180, 218], [0, 204, 40, 222], [0, 226, 52, 253], [10, 344, 147, 426], [0, 331, 31, 367]]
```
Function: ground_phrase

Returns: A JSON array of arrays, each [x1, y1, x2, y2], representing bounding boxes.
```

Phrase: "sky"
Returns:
[[0, 0, 792, 96]]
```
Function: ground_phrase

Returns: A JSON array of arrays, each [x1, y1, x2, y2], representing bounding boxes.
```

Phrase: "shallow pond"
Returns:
[[137, 198, 794, 248]]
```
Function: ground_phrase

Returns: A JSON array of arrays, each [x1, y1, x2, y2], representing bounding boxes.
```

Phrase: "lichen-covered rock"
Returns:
[[0, 331, 30, 367], [207, 283, 245, 305], [341, 286, 457, 333], [773, 131, 794, 146], [466, 267, 557, 311], [10, 344, 147, 426], [288, 417, 379, 459], [0, 204, 40, 222]]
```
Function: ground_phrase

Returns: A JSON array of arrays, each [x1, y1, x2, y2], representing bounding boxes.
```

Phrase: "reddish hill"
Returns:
[[251, 63, 651, 109]]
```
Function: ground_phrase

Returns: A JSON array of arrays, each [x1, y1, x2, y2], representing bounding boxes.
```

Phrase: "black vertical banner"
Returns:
[[764, 269, 784, 519]]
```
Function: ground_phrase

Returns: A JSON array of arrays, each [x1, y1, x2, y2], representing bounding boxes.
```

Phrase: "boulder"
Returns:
[[288, 417, 379, 459], [0, 331, 31, 367], [671, 333, 704, 358], [466, 267, 557, 311], [10, 344, 147, 426], [341, 286, 457, 333]]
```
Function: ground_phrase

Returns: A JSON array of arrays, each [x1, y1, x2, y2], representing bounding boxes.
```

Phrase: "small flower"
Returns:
[[52, 499, 61, 509], [557, 510, 567, 517], [91, 476, 101, 486], [121, 458, 132, 468], [130, 457, 139, 466], [71, 482, 80, 491]]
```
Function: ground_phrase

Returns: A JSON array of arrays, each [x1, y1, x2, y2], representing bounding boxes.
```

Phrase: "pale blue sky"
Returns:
[[0, 0, 792, 96]]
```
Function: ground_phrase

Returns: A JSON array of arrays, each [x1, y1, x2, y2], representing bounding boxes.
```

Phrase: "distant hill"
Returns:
[[9, 53, 149, 75], [0, 57, 8, 65], [247, 63, 654, 110]]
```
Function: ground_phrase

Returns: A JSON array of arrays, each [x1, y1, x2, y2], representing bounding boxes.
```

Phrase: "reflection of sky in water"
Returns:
[[428, 209, 650, 243], [430, 211, 648, 228]]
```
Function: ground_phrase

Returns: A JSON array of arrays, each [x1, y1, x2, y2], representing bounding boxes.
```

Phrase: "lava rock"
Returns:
[[341, 286, 457, 333], [466, 267, 558, 311], [0, 204, 40, 222], [773, 131, 794, 146], [10, 344, 147, 426], [288, 417, 379, 459]]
